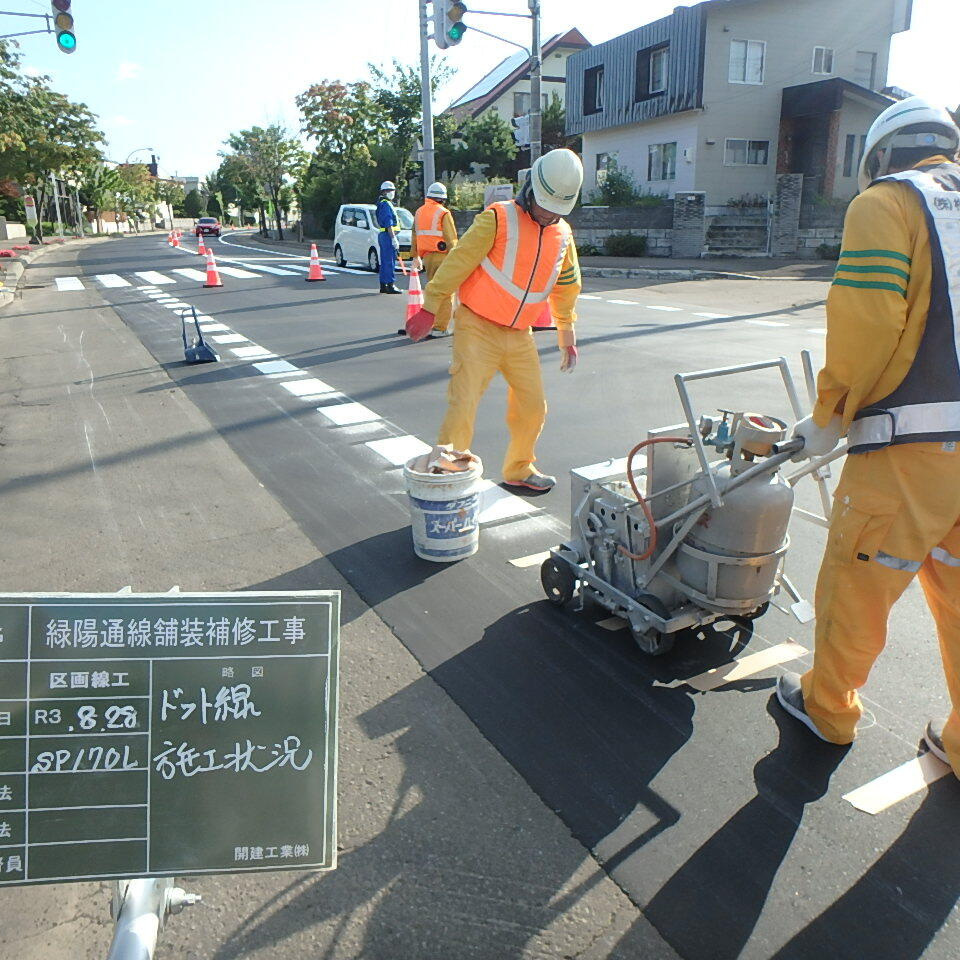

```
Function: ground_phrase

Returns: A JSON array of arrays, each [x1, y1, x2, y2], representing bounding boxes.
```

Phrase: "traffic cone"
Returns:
[[171, 231, 180, 248], [405, 268, 424, 323], [203, 249, 223, 288], [305, 243, 326, 282], [197, 234, 207, 257], [167, 230, 173, 245]]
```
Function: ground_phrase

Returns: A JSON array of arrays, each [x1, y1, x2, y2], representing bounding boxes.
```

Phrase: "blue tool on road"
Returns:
[[179, 306, 219, 364]]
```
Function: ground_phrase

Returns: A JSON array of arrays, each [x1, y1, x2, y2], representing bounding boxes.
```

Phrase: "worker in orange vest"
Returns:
[[406, 148, 583, 493], [412, 181, 458, 337]]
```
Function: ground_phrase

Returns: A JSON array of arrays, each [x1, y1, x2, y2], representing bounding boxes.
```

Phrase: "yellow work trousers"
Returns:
[[422, 252, 453, 333], [437, 306, 547, 483], [801, 444, 960, 775]]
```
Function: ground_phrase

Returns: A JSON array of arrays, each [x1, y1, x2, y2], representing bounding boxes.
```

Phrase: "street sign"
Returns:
[[0, 591, 339, 886], [23, 196, 37, 226], [483, 183, 514, 208]]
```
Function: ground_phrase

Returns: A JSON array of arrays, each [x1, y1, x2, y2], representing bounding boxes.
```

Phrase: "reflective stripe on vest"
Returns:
[[847, 164, 960, 453], [415, 201, 446, 254], [459, 201, 570, 330]]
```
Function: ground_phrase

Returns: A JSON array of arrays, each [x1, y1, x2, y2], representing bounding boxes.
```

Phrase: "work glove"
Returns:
[[391, 234, 400, 252], [406, 308, 436, 342], [557, 327, 577, 373], [790, 413, 842, 461], [414, 257, 424, 272]]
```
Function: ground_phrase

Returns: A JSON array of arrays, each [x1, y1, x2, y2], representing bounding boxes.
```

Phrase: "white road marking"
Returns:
[[136, 285, 160, 291], [842, 752, 953, 814], [744, 319, 789, 327], [606, 299, 636, 305], [366, 435, 432, 466], [134, 271, 176, 284], [244, 263, 301, 276], [94, 274, 131, 288], [578, 294, 603, 300], [279, 263, 311, 272], [317, 401, 381, 426], [596, 616, 628, 632], [212, 334, 249, 344], [172, 268, 208, 281], [508, 550, 551, 568], [231, 346, 275, 359], [282, 377, 336, 397], [198, 321, 229, 332], [160, 301, 191, 309], [685, 639, 807, 692], [215, 232, 371, 274], [252, 360, 303, 376], [476, 481, 537, 525], [807, 327, 827, 335], [216, 266, 260, 279], [54, 277, 84, 291], [695, 312, 730, 319], [647, 305, 682, 312]]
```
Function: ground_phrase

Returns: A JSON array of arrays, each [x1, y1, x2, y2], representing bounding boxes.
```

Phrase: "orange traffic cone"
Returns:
[[167, 230, 173, 245], [405, 268, 424, 323], [203, 249, 223, 288], [305, 243, 326, 282], [197, 234, 207, 257], [172, 231, 180, 248]]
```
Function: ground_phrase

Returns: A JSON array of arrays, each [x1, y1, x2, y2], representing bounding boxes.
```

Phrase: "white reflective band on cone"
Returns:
[[932, 545, 960, 567]]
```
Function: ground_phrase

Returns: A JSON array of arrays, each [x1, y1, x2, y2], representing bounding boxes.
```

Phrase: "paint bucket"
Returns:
[[403, 454, 483, 562]]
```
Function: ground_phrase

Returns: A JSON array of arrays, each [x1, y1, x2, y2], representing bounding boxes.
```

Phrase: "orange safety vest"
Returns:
[[414, 200, 449, 255], [459, 201, 571, 331]]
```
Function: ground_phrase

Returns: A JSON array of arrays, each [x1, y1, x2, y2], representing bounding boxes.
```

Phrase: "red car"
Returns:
[[195, 217, 221, 237]]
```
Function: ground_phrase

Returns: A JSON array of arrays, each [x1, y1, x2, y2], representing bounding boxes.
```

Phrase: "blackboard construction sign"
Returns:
[[0, 591, 339, 886]]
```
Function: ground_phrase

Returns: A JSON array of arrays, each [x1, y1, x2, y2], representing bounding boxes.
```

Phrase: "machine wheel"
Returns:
[[368, 247, 379, 273], [630, 594, 676, 657], [541, 556, 577, 607], [334, 244, 347, 267]]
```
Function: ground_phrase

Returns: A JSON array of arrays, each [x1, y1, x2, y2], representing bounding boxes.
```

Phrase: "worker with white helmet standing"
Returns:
[[775, 96, 960, 778], [406, 148, 583, 493], [411, 181, 458, 336], [375, 180, 402, 294]]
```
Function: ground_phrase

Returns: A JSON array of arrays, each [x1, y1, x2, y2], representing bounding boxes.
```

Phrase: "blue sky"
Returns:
[[9, 0, 957, 181]]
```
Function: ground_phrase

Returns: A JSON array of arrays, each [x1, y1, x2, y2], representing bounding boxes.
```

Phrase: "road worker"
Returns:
[[775, 97, 960, 777], [376, 180, 402, 294], [406, 148, 583, 493], [412, 181, 458, 336]]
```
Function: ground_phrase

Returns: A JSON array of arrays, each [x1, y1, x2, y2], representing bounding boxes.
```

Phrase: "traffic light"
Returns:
[[511, 115, 530, 146], [50, 0, 76, 54], [433, 0, 467, 50]]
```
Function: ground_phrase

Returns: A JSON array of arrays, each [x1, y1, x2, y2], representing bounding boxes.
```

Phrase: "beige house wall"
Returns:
[[474, 47, 579, 123]]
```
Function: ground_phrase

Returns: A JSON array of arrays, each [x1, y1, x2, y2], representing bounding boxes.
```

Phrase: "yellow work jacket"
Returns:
[[412, 199, 457, 256], [422, 204, 581, 332], [814, 157, 951, 431]]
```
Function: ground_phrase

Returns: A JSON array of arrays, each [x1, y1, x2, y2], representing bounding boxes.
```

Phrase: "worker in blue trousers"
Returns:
[[376, 180, 402, 294]]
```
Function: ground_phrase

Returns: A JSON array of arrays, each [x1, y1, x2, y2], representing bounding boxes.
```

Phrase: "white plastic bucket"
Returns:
[[403, 454, 483, 562]]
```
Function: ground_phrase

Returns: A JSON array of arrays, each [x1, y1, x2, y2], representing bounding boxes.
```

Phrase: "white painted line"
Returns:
[[217, 266, 260, 279], [161, 301, 191, 310], [745, 319, 789, 328], [134, 271, 176, 285], [245, 262, 301, 276], [366, 435, 432, 467], [231, 346, 275, 359], [695, 312, 730, 319], [136, 285, 160, 291], [212, 334, 249, 344], [280, 263, 311, 272], [55, 277, 84, 291], [647, 305, 682, 312], [596, 616, 628, 632], [215, 232, 373, 274], [476, 480, 537, 525], [198, 322, 229, 332], [172, 268, 208, 281], [685, 639, 807, 692], [252, 360, 301, 376], [807, 327, 827, 335], [842, 752, 953, 814], [282, 377, 335, 397], [94, 274, 131, 288], [153, 298, 176, 303], [578, 294, 603, 300], [509, 550, 551, 569], [317, 401, 381, 426], [606, 299, 636, 305]]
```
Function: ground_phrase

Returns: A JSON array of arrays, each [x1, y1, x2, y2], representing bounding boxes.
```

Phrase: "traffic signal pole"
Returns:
[[419, 0, 437, 196], [528, 0, 541, 163]]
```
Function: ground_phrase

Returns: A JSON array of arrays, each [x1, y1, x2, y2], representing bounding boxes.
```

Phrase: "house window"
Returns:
[[855, 51, 877, 89], [724, 138, 769, 165], [513, 92, 530, 117], [648, 142, 677, 181], [635, 43, 669, 101], [812, 46, 834, 75], [584, 65, 604, 115], [729, 39, 765, 84]]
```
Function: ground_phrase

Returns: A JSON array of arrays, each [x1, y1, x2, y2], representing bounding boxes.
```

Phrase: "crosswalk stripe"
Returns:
[[217, 266, 260, 279], [695, 312, 730, 319], [94, 274, 131, 288], [476, 480, 537, 525], [282, 377, 335, 397], [134, 271, 176, 285], [231, 345, 275, 359], [606, 299, 636, 305], [245, 263, 301, 276], [365, 435, 432, 467], [172, 268, 208, 281], [317, 401, 381, 426], [212, 334, 249, 344], [509, 550, 551, 568], [252, 360, 306, 377], [647, 305, 682, 312], [745, 319, 788, 327], [54, 277, 84, 291]]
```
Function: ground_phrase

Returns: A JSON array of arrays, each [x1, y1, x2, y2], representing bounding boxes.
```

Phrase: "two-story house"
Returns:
[[565, 0, 913, 204]]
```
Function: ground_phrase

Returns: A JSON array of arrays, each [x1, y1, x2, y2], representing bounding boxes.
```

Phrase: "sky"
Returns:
[[7, 0, 958, 181]]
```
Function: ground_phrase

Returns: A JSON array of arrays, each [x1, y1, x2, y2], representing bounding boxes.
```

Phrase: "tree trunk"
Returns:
[[272, 186, 284, 241]]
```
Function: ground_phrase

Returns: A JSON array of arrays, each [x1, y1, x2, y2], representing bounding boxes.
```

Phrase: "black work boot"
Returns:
[[383, 283, 402, 294]]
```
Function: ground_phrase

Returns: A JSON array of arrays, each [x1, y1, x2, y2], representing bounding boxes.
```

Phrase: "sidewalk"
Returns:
[[0, 244, 675, 957]]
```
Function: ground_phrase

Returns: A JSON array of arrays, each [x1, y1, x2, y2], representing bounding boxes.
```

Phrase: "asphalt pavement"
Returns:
[[4, 230, 958, 959]]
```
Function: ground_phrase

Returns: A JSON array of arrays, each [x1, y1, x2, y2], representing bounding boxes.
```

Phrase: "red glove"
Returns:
[[560, 345, 578, 373], [406, 308, 436, 342]]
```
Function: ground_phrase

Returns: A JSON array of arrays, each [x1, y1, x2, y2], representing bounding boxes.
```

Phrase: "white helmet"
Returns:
[[530, 148, 583, 215], [380, 180, 396, 193], [426, 181, 447, 200], [858, 96, 960, 192]]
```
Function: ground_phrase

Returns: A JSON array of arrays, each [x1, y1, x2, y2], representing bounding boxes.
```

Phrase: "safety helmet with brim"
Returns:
[[426, 181, 447, 200], [529, 148, 583, 216]]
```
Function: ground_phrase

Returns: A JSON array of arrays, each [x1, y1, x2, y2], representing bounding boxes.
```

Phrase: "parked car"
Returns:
[[195, 217, 221, 237], [333, 204, 413, 272]]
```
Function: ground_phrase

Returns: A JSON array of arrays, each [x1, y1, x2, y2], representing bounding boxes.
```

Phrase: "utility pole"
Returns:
[[49, 171, 64, 239], [528, 0, 542, 163], [419, 0, 436, 195]]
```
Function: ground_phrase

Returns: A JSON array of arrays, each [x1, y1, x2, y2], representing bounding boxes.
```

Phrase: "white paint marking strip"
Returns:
[[606, 299, 637, 305], [282, 377, 335, 396], [55, 277, 84, 291], [366, 435, 432, 466], [745, 319, 789, 327], [476, 480, 536, 525], [212, 334, 249, 344], [244, 263, 301, 276], [695, 312, 730, 319], [134, 271, 176, 284], [317, 401, 381, 426], [647, 305, 682, 312], [198, 321, 229, 332], [578, 294, 603, 300], [231, 346, 275, 359], [807, 328, 827, 335], [509, 550, 551, 569], [596, 616, 628, 632], [136, 285, 159, 291], [685, 639, 808, 692], [842, 752, 953, 815], [94, 274, 131, 288], [280, 263, 311, 272], [172, 268, 208, 281], [252, 360, 300, 376], [216, 266, 260, 279], [161, 301, 190, 310]]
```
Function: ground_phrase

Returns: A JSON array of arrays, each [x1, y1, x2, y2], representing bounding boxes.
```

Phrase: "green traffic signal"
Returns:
[[448, 22, 466, 41], [57, 30, 76, 52]]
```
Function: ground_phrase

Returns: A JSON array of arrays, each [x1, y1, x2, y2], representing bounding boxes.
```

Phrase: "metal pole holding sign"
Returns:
[[418, 0, 436, 195], [528, 0, 542, 163]]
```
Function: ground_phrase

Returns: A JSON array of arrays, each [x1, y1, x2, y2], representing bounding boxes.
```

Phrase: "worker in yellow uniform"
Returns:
[[775, 97, 960, 778], [405, 148, 583, 493], [411, 181, 458, 337]]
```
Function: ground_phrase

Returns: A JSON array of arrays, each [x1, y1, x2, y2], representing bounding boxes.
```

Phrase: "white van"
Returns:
[[333, 204, 413, 271]]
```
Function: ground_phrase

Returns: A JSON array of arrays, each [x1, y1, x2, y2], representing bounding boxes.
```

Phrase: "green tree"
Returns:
[[541, 93, 581, 153], [154, 179, 184, 227], [183, 188, 206, 218], [457, 111, 517, 179], [78, 162, 124, 233], [433, 113, 470, 178]]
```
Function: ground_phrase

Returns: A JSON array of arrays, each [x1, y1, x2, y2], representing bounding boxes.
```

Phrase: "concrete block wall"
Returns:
[[771, 174, 803, 257], [0, 219, 27, 240], [671, 192, 706, 258], [796, 227, 843, 259]]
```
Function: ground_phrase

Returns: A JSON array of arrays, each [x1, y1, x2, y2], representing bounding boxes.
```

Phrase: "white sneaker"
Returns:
[[775, 672, 831, 742]]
